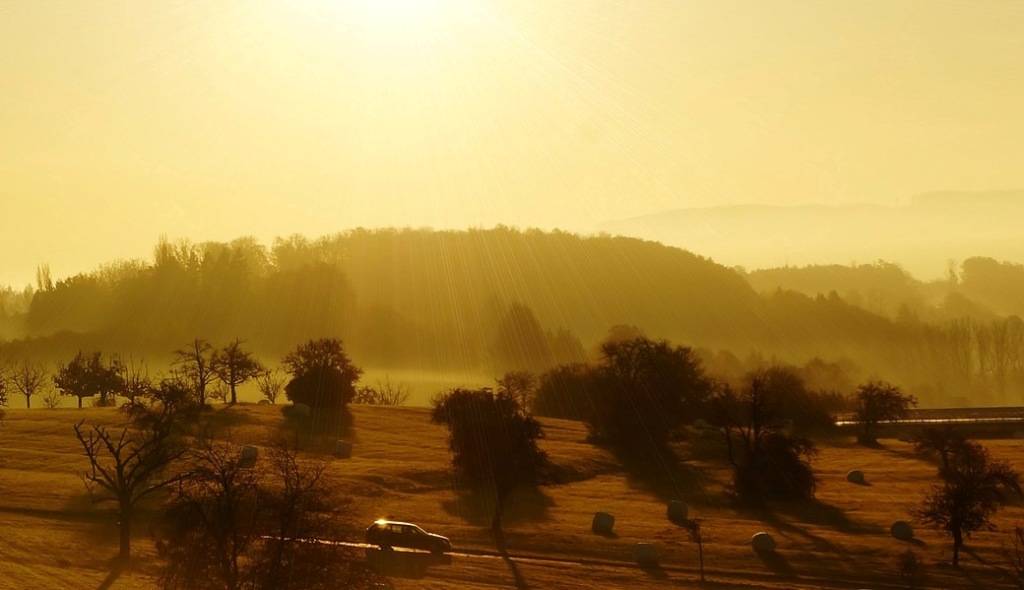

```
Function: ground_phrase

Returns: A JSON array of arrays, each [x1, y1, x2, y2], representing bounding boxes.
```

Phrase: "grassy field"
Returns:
[[1, 404, 1023, 589]]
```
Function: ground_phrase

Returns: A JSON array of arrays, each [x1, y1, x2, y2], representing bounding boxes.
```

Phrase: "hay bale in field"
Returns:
[[897, 431, 913, 442], [667, 500, 689, 523], [751, 532, 776, 553], [846, 469, 866, 484], [334, 440, 353, 459], [239, 445, 258, 468], [633, 543, 658, 564], [691, 419, 712, 430], [592, 512, 615, 535], [257, 399, 271, 405], [890, 521, 914, 541]]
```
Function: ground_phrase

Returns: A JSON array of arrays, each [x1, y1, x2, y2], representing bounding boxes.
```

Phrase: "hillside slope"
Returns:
[[1, 404, 1023, 589]]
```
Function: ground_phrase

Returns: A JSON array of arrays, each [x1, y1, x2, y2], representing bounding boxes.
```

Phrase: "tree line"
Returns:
[[0, 337, 407, 410], [1, 227, 989, 403]]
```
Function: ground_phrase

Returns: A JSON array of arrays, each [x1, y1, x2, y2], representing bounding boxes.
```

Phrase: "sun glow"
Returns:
[[352, 0, 437, 23]]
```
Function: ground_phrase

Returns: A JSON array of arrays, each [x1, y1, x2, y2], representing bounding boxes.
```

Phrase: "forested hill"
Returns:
[[2, 229, 759, 362], [0, 228, 965, 402]]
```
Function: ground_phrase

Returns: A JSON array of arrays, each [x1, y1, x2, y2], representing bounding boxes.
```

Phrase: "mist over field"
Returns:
[[4, 226, 1024, 409], [603, 191, 1024, 281], [4, 2, 1024, 588]]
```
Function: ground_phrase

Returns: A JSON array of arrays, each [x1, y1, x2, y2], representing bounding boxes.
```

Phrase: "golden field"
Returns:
[[1, 404, 1023, 590]]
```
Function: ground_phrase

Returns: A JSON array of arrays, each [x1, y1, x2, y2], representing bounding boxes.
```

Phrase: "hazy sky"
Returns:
[[2, 0, 1023, 287]]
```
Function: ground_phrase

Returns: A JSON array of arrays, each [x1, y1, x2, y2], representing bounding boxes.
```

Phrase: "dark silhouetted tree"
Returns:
[[212, 339, 263, 405], [496, 370, 537, 411], [431, 388, 547, 539], [54, 352, 124, 408], [9, 359, 47, 409], [123, 378, 202, 437], [490, 303, 554, 373], [585, 336, 711, 450], [116, 356, 153, 406], [158, 439, 262, 589], [255, 369, 286, 405], [684, 518, 707, 582], [913, 426, 969, 475], [282, 338, 361, 413], [854, 380, 916, 445], [912, 440, 1021, 567], [711, 368, 818, 503], [173, 338, 216, 406], [0, 368, 7, 422], [74, 415, 183, 561], [156, 440, 376, 590], [352, 377, 410, 406], [532, 363, 599, 421], [1005, 524, 1024, 583]]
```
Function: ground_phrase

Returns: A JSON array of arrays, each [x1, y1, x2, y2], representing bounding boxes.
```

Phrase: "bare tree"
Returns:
[[353, 376, 411, 406], [41, 387, 63, 409], [853, 381, 917, 446], [496, 371, 537, 411], [156, 439, 377, 590], [0, 367, 7, 422], [74, 419, 183, 561], [159, 439, 263, 589], [212, 339, 264, 405], [173, 338, 216, 406], [684, 518, 707, 582], [1003, 524, 1024, 584], [10, 359, 48, 409], [255, 369, 286, 405], [117, 356, 153, 406], [946, 319, 976, 390], [912, 440, 1021, 566]]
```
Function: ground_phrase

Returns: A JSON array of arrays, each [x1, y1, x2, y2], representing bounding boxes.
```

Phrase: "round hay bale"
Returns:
[[1012, 431, 1024, 440], [257, 399, 271, 405], [633, 543, 658, 564], [897, 431, 913, 442], [890, 521, 914, 541], [846, 469, 865, 484], [667, 500, 689, 523], [239, 445, 258, 468], [334, 440, 353, 459], [751, 532, 776, 553], [691, 419, 711, 430], [592, 512, 615, 535]]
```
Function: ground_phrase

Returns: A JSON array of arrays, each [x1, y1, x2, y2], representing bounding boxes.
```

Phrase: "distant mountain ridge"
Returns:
[[601, 191, 1024, 280]]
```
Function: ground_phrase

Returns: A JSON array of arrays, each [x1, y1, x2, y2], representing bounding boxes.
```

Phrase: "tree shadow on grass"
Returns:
[[608, 444, 702, 503], [762, 497, 878, 535], [740, 499, 883, 566], [639, 562, 669, 580], [277, 408, 355, 453], [755, 549, 795, 577], [878, 441, 923, 462], [501, 554, 531, 590], [96, 559, 125, 590], [441, 485, 553, 527], [365, 549, 451, 579], [199, 405, 255, 432]]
